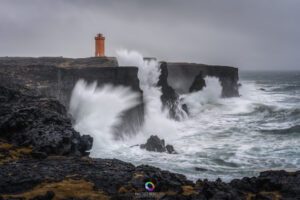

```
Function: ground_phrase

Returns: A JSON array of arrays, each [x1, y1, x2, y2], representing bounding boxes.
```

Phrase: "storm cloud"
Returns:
[[0, 0, 299, 70]]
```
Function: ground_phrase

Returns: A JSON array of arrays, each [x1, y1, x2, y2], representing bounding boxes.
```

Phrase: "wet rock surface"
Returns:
[[140, 135, 176, 154], [0, 86, 92, 157]]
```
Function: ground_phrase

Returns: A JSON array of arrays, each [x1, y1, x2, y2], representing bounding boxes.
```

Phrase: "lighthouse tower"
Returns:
[[95, 33, 105, 57]]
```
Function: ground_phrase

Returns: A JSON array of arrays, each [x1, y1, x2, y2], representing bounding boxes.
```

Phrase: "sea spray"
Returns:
[[182, 77, 222, 116], [69, 51, 224, 151], [116, 49, 180, 142], [116, 50, 160, 89], [69, 79, 140, 153], [69, 49, 181, 155], [68, 66, 300, 181]]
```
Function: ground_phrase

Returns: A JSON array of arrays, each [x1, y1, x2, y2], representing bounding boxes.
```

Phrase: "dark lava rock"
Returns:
[[189, 72, 206, 92], [0, 157, 299, 199], [166, 144, 176, 154], [158, 62, 188, 120], [230, 170, 300, 200], [140, 135, 176, 154], [0, 86, 92, 157], [140, 135, 166, 152], [0, 157, 192, 197]]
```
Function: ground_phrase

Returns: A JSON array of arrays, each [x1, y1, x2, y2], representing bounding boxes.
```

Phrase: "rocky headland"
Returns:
[[0, 57, 143, 139], [158, 62, 239, 118], [0, 57, 299, 200]]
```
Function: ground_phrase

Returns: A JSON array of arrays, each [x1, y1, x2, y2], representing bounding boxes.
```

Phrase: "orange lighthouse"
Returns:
[[95, 33, 105, 57]]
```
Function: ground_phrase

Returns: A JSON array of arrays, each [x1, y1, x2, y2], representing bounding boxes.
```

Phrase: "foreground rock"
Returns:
[[0, 157, 193, 199], [0, 156, 299, 200], [0, 86, 92, 157], [140, 135, 176, 154]]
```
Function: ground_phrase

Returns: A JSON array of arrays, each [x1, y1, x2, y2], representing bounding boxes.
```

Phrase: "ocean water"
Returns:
[[70, 51, 300, 182]]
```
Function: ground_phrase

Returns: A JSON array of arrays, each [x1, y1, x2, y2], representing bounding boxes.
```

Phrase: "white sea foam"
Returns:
[[69, 80, 140, 154], [182, 77, 222, 116], [116, 49, 180, 143]]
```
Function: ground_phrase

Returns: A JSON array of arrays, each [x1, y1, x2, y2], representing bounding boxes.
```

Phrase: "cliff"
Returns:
[[0, 57, 144, 139], [0, 57, 240, 125], [161, 62, 239, 97], [0, 57, 241, 131], [158, 62, 239, 118]]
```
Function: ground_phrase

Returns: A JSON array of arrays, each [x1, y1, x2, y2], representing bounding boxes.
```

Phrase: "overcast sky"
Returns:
[[0, 0, 299, 70]]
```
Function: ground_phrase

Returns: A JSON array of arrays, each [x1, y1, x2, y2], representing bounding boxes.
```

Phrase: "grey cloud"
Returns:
[[0, 0, 299, 70]]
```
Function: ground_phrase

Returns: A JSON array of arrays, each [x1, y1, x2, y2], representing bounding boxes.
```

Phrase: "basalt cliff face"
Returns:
[[0, 57, 144, 139], [160, 62, 239, 97], [158, 62, 239, 118]]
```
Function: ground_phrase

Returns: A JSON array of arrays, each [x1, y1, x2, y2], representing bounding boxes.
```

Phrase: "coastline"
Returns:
[[0, 84, 299, 200]]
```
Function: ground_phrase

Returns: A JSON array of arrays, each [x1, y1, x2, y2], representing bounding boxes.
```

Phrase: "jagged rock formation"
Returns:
[[0, 57, 144, 139], [140, 135, 176, 154], [0, 86, 92, 157], [157, 63, 182, 119]]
